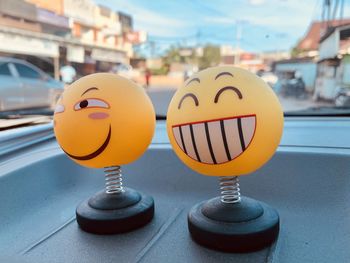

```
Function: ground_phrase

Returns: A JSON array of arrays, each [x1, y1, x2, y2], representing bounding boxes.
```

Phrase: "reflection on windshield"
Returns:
[[0, 0, 349, 125]]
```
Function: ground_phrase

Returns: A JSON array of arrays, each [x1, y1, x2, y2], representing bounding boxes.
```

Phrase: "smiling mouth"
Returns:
[[172, 115, 256, 164], [62, 125, 111, 161]]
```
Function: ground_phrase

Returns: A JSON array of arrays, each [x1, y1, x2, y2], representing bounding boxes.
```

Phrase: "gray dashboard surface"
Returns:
[[0, 118, 350, 263]]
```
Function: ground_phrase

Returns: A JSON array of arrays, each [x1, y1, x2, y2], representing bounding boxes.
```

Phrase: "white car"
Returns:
[[111, 63, 140, 81], [0, 57, 64, 111], [261, 72, 278, 87]]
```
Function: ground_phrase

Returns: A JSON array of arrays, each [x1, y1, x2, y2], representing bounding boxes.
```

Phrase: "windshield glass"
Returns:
[[0, 0, 349, 129]]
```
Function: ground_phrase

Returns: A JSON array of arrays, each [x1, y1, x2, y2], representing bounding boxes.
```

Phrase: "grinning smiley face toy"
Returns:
[[54, 73, 155, 168], [167, 66, 284, 252], [167, 66, 283, 176], [53, 73, 156, 234]]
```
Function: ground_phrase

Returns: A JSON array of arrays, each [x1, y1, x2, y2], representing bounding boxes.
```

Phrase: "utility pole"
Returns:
[[326, 0, 331, 29], [235, 21, 242, 65], [150, 41, 155, 58], [332, 0, 339, 22], [340, 0, 344, 22], [322, 0, 344, 29], [194, 29, 201, 70], [321, 0, 332, 35], [196, 29, 201, 47]]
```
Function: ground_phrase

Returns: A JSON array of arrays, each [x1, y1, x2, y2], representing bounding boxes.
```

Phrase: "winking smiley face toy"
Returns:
[[54, 73, 155, 168], [54, 73, 156, 234], [167, 66, 284, 252]]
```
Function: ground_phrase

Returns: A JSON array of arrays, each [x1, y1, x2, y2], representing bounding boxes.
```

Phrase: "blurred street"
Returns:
[[0, 0, 348, 127], [146, 76, 332, 117], [278, 96, 332, 113]]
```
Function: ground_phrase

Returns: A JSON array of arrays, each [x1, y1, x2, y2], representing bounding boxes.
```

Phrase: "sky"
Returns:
[[95, 0, 350, 56]]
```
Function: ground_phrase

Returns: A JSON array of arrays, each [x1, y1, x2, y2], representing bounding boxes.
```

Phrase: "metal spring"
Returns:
[[104, 166, 124, 194], [219, 176, 241, 204]]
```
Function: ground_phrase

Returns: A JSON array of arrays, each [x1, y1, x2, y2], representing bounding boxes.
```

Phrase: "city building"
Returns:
[[260, 50, 290, 68], [0, 0, 63, 77], [220, 45, 243, 65], [0, 0, 139, 80], [314, 23, 350, 100], [274, 19, 350, 96], [296, 19, 350, 58], [220, 45, 265, 73], [274, 57, 317, 92]]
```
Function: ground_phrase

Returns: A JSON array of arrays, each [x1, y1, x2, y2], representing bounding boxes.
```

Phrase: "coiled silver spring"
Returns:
[[219, 176, 241, 204], [104, 166, 124, 194]]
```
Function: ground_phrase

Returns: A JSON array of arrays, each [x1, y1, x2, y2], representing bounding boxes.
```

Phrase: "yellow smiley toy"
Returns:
[[167, 66, 284, 252], [54, 73, 155, 168], [167, 66, 283, 176], [53, 73, 156, 235]]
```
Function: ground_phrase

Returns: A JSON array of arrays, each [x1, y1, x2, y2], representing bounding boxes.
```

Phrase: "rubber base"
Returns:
[[76, 187, 154, 234], [188, 196, 279, 253]]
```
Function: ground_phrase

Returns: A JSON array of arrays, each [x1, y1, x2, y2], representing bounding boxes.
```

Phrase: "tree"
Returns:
[[162, 46, 183, 65], [161, 44, 221, 72], [291, 47, 305, 58], [198, 45, 221, 69]]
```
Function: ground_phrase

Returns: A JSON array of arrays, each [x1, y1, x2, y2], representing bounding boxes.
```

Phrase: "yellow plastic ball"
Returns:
[[54, 73, 155, 168], [167, 66, 284, 176]]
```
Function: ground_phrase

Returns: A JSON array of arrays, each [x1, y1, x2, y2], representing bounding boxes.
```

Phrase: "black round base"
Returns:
[[188, 196, 279, 253], [76, 187, 154, 234]]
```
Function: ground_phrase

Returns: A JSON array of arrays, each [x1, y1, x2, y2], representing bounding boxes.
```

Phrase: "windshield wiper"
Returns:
[[285, 106, 350, 117], [0, 108, 53, 119], [0, 115, 51, 131], [156, 115, 166, 120]]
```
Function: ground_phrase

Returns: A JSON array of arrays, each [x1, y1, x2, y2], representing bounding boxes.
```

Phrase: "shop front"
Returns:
[[0, 29, 59, 78]]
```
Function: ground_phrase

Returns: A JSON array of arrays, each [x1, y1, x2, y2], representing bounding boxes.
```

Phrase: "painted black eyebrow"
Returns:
[[215, 72, 233, 80], [178, 93, 199, 109], [214, 86, 242, 103], [186, 78, 200, 86], [81, 87, 98, 96]]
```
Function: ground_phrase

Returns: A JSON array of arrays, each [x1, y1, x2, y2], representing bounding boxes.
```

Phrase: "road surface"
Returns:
[[146, 86, 332, 117]]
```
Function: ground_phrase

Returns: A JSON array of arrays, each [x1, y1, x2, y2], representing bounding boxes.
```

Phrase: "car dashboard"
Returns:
[[0, 117, 349, 263]]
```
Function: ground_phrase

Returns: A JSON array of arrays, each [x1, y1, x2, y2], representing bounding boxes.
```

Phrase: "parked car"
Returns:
[[260, 71, 278, 87], [275, 70, 306, 98], [0, 57, 64, 111], [110, 63, 140, 81], [334, 86, 350, 107]]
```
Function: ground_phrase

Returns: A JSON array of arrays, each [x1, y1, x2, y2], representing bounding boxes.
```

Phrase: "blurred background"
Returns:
[[0, 0, 350, 129]]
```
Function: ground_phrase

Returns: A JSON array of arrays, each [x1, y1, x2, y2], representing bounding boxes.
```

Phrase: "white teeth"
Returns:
[[192, 123, 212, 163], [242, 116, 256, 145], [223, 118, 242, 160], [172, 115, 256, 164], [208, 121, 227, 164], [172, 126, 184, 152], [181, 125, 197, 161]]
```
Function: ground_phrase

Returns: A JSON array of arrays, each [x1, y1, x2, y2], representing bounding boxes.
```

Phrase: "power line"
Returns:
[[191, 0, 228, 17], [332, 0, 339, 21], [310, 0, 321, 22], [340, 0, 345, 21], [148, 34, 197, 40]]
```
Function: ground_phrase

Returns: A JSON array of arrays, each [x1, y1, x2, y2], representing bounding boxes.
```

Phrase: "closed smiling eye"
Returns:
[[178, 93, 199, 109], [214, 86, 243, 103], [74, 98, 110, 111]]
